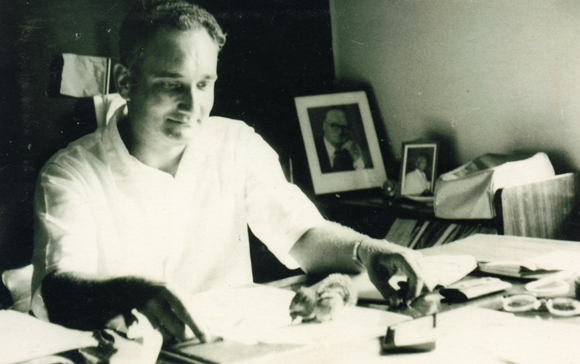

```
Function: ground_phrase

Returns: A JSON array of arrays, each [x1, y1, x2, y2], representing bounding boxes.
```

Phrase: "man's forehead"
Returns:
[[325, 110, 348, 124], [137, 28, 219, 75]]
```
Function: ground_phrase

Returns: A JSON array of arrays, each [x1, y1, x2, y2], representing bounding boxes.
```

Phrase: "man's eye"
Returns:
[[197, 81, 211, 90], [162, 82, 181, 90]]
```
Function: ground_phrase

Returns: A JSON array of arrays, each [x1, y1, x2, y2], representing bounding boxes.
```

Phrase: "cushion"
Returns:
[[1, 264, 33, 312]]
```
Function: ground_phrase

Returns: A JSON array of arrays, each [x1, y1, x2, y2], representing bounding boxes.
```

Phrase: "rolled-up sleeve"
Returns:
[[242, 129, 327, 269], [32, 157, 98, 295]]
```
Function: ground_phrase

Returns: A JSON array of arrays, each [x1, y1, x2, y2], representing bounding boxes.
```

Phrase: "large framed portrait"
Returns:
[[295, 91, 387, 195], [399, 142, 438, 199]]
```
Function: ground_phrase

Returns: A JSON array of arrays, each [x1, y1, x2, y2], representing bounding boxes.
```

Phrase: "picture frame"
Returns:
[[399, 141, 438, 199], [295, 91, 387, 195]]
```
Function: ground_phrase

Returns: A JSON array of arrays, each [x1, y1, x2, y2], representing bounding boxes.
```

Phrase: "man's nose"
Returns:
[[178, 87, 200, 115]]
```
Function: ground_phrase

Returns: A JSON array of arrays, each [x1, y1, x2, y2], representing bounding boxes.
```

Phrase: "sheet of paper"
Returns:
[[435, 307, 580, 364], [177, 284, 410, 363], [525, 250, 580, 272], [0, 310, 98, 364], [60, 53, 110, 97], [186, 285, 409, 342]]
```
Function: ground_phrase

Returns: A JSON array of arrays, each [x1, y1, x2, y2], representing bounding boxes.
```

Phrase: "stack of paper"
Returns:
[[0, 311, 98, 364]]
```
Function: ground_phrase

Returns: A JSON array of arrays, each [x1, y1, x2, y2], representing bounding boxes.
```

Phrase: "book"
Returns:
[[384, 218, 498, 249]]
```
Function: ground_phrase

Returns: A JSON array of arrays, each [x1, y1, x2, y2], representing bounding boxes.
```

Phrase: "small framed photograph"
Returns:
[[295, 91, 387, 195], [399, 142, 438, 198]]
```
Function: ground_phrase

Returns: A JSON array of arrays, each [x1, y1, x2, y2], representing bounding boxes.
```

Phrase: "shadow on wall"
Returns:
[[424, 117, 459, 175]]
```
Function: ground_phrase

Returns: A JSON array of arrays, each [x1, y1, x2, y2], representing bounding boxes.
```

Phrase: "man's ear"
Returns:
[[114, 63, 131, 100]]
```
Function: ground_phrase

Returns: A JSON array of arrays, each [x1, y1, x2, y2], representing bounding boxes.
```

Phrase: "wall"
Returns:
[[330, 0, 580, 173]]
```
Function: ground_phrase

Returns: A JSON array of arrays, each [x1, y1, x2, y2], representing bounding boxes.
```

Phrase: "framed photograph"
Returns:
[[399, 142, 438, 198], [295, 91, 387, 195]]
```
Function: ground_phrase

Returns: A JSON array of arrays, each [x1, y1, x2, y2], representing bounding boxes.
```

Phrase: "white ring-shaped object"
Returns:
[[525, 278, 570, 297], [546, 297, 580, 317], [502, 294, 542, 313]]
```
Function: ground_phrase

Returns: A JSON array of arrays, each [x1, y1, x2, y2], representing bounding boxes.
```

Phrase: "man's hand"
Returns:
[[41, 272, 213, 343], [341, 140, 363, 161], [140, 284, 212, 343], [358, 242, 429, 307]]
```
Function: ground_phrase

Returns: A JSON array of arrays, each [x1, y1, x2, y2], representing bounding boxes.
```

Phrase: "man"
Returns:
[[315, 109, 367, 173], [403, 155, 431, 195], [32, 0, 430, 343]]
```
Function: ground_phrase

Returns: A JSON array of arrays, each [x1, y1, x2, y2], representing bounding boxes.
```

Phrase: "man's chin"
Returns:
[[164, 124, 199, 144]]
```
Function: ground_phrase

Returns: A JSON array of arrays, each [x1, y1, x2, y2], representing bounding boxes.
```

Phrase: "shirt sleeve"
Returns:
[[32, 156, 99, 296], [242, 128, 327, 269]]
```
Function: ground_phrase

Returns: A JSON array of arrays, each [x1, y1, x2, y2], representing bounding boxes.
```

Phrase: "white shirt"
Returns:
[[403, 169, 430, 195], [32, 104, 326, 304]]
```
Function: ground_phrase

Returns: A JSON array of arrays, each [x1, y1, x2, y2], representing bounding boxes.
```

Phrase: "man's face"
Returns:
[[416, 157, 428, 171], [126, 28, 219, 148], [323, 110, 349, 148]]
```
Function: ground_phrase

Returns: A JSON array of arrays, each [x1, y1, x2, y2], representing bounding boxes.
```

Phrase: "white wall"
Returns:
[[330, 0, 580, 172]]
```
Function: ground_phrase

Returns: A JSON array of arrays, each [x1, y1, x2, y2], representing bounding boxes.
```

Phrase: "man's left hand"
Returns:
[[358, 242, 430, 307]]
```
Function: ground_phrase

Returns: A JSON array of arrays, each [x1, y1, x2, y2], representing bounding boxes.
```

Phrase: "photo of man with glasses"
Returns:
[[314, 108, 371, 173]]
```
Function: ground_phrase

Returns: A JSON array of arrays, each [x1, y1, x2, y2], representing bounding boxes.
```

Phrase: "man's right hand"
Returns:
[[41, 272, 213, 343], [140, 284, 212, 342], [341, 140, 362, 160]]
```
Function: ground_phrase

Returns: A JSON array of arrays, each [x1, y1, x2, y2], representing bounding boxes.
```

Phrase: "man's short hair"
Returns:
[[119, 0, 227, 70]]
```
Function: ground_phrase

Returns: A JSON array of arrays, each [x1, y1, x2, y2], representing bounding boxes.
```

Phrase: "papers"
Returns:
[[352, 254, 477, 301], [435, 307, 580, 364], [60, 53, 111, 97], [185, 285, 409, 344], [479, 250, 580, 278], [0, 310, 98, 364], [422, 234, 580, 266], [526, 250, 580, 272], [440, 277, 512, 302], [165, 285, 410, 363]]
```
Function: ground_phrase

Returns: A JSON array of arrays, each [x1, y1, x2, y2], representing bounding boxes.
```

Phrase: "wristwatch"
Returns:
[[352, 241, 365, 268]]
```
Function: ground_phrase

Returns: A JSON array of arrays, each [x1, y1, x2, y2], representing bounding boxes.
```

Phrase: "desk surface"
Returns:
[[264, 234, 580, 364], [156, 234, 580, 364]]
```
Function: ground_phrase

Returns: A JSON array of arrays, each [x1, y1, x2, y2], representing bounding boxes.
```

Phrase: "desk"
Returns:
[[26, 234, 579, 364], [199, 234, 580, 364]]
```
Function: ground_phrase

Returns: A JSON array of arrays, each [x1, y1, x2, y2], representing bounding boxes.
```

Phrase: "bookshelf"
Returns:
[[316, 196, 499, 250]]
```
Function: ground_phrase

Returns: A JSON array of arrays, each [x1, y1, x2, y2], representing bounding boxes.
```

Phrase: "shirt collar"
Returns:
[[323, 137, 337, 163], [101, 103, 141, 179]]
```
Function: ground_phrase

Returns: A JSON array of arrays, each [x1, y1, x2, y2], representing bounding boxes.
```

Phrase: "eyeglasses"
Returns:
[[325, 122, 349, 132], [502, 294, 580, 317]]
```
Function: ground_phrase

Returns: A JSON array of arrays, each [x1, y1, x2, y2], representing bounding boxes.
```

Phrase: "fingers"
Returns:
[[141, 298, 187, 341], [341, 140, 354, 151], [160, 287, 212, 343], [367, 255, 400, 303], [394, 253, 426, 301], [140, 287, 212, 343], [369, 250, 429, 305]]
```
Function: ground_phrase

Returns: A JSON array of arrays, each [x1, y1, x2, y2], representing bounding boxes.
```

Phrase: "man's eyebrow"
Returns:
[[150, 72, 217, 80]]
